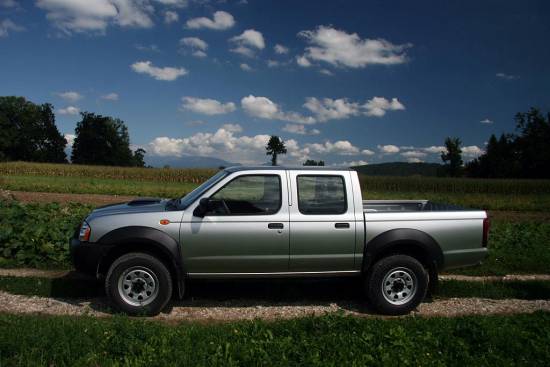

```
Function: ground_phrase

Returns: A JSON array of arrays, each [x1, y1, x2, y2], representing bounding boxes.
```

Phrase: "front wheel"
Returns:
[[365, 255, 428, 315], [105, 253, 173, 316]]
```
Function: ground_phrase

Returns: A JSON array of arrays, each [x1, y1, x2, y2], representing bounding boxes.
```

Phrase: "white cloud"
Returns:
[[241, 95, 315, 124], [298, 25, 412, 68], [462, 145, 484, 158], [496, 72, 519, 80], [282, 124, 320, 135], [164, 10, 178, 24], [131, 60, 187, 81], [401, 150, 427, 158], [423, 146, 446, 154], [36, 0, 155, 34], [181, 97, 236, 115], [378, 144, 400, 154], [306, 140, 360, 156], [274, 44, 289, 54], [364, 97, 405, 117], [337, 160, 368, 167], [0, 1, 18, 8], [229, 29, 265, 57], [57, 91, 83, 102], [220, 123, 242, 133], [319, 69, 333, 76], [362, 149, 375, 156], [135, 43, 160, 52], [58, 106, 80, 115], [267, 59, 280, 67], [192, 50, 207, 58], [407, 158, 423, 163], [64, 133, 75, 146], [155, 0, 187, 8], [180, 36, 207, 50], [0, 19, 24, 37], [303, 97, 360, 122], [186, 10, 234, 30], [480, 118, 493, 124], [240, 63, 252, 71], [296, 55, 311, 67], [100, 92, 119, 101]]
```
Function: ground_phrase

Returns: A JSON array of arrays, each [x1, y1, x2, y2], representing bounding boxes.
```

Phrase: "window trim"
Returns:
[[206, 174, 282, 216], [296, 174, 348, 215]]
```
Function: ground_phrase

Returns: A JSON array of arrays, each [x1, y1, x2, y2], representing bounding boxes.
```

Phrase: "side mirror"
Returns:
[[193, 197, 211, 218]]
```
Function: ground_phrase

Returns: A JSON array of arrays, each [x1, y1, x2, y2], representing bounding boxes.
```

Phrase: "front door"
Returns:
[[181, 172, 290, 275]]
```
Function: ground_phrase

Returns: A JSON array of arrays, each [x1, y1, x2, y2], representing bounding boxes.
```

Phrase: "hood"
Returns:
[[88, 197, 169, 219]]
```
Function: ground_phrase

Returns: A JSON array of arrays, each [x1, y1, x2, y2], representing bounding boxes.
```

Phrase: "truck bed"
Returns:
[[363, 200, 467, 213]]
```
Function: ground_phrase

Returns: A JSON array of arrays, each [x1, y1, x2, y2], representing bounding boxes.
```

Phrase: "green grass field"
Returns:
[[1, 312, 549, 366]]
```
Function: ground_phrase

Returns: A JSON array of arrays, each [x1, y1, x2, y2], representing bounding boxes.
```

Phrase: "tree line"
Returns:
[[0, 96, 145, 167], [441, 108, 550, 179]]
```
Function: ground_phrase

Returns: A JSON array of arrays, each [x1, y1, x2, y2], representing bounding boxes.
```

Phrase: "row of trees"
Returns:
[[0, 96, 145, 167], [440, 108, 550, 179]]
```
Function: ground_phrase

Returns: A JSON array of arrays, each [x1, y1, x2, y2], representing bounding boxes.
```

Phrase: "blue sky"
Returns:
[[1, 0, 549, 165]]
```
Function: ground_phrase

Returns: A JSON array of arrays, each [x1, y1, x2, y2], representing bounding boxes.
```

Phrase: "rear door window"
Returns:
[[297, 175, 347, 215]]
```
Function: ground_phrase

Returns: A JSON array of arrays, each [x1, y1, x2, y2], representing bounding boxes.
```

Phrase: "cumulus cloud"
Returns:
[[306, 140, 360, 156], [181, 97, 236, 115], [58, 106, 80, 115], [496, 72, 519, 80], [319, 69, 333, 76], [274, 44, 289, 54], [100, 92, 119, 101], [282, 124, 320, 135], [364, 97, 405, 117], [186, 10, 234, 30], [422, 145, 446, 154], [296, 55, 311, 67], [378, 144, 400, 154], [131, 60, 187, 81], [154, 0, 187, 7], [229, 29, 265, 57], [36, 0, 155, 34], [401, 150, 427, 159], [336, 160, 368, 167], [57, 91, 82, 102], [240, 63, 252, 71], [164, 10, 178, 24], [297, 25, 412, 68], [180, 36, 208, 57], [64, 133, 75, 146], [241, 95, 315, 124], [480, 118, 493, 124], [362, 149, 375, 156], [220, 123, 242, 133], [0, 19, 24, 37], [462, 145, 484, 158]]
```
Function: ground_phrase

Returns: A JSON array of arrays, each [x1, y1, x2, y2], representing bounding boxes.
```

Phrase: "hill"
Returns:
[[352, 162, 443, 176]]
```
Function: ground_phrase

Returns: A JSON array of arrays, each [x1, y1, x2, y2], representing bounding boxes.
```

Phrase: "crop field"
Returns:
[[1, 161, 550, 365]]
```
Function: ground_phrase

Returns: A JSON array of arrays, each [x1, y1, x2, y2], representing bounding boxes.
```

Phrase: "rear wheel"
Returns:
[[365, 255, 428, 315], [105, 253, 172, 316]]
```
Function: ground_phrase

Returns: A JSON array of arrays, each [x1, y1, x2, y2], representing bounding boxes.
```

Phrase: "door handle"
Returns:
[[335, 223, 350, 229], [268, 223, 284, 229]]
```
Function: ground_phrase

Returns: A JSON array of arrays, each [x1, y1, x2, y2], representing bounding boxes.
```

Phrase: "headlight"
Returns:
[[79, 221, 91, 242]]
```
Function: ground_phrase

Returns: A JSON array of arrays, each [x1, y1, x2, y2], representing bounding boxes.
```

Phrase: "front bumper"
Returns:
[[69, 237, 112, 277]]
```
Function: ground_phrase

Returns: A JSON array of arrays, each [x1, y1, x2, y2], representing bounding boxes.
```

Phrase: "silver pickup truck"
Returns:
[[70, 166, 489, 316]]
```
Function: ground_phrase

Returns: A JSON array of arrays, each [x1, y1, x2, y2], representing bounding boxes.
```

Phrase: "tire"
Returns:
[[105, 253, 173, 316], [365, 255, 428, 315]]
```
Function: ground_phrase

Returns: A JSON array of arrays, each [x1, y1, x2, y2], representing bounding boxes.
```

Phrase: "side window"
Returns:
[[209, 175, 281, 215], [297, 175, 347, 215]]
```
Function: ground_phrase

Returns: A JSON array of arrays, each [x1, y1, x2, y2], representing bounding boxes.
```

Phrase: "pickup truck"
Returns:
[[70, 166, 489, 316]]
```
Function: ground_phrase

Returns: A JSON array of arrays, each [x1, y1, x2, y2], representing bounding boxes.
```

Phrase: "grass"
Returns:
[[2, 275, 550, 301], [0, 312, 549, 366]]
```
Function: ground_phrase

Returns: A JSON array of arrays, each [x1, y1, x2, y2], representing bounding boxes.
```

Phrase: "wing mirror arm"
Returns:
[[193, 197, 211, 218]]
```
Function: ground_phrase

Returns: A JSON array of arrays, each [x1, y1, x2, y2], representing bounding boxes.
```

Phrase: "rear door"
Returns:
[[288, 171, 357, 272], [180, 170, 290, 275]]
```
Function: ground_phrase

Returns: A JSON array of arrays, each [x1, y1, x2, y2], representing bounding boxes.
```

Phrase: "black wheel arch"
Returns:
[[363, 228, 443, 291], [96, 226, 185, 298]]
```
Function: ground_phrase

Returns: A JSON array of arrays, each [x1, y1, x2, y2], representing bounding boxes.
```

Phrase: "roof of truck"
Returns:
[[224, 166, 353, 172]]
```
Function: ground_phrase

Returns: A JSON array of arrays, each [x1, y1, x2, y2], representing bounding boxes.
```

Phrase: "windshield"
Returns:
[[179, 170, 228, 209]]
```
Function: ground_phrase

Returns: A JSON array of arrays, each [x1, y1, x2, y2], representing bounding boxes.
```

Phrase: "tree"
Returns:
[[133, 148, 146, 167], [265, 135, 287, 166], [303, 159, 325, 166], [441, 137, 463, 177], [71, 112, 137, 166], [0, 96, 67, 162]]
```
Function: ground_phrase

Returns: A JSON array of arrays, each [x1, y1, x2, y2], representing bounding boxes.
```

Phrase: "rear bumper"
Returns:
[[69, 238, 112, 277]]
